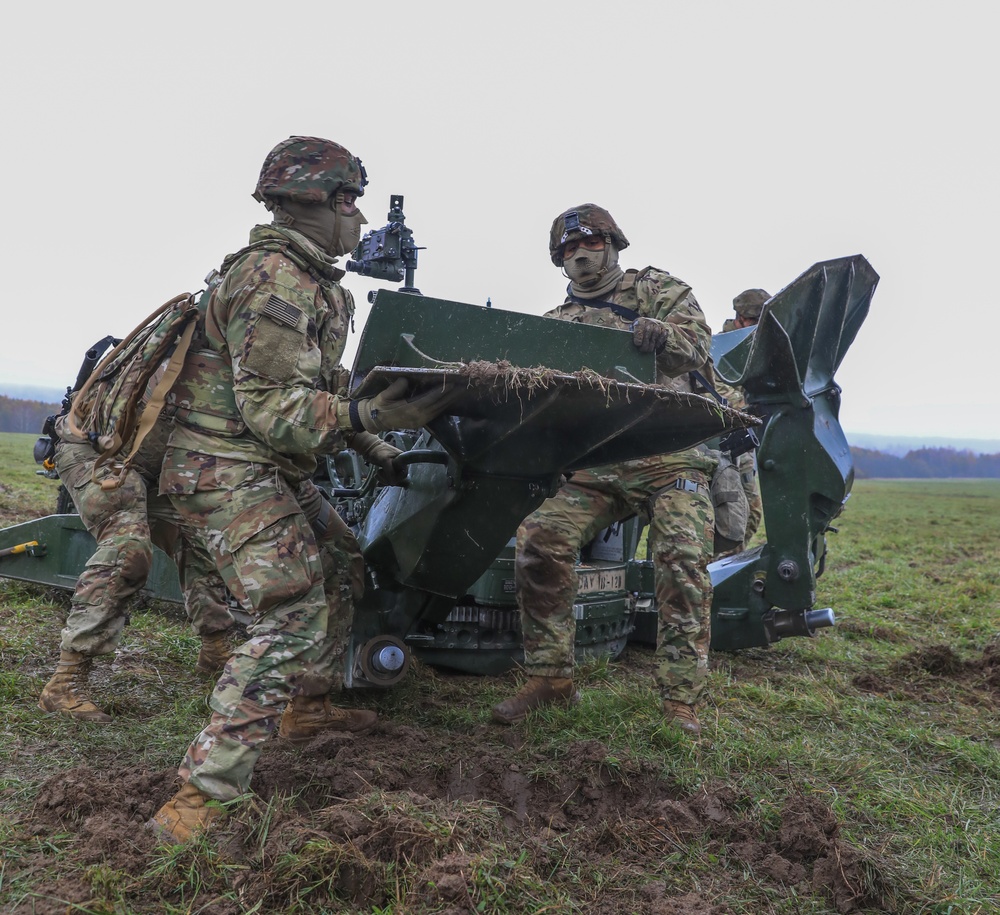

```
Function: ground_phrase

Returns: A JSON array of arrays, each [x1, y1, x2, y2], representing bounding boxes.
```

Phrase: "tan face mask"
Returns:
[[274, 193, 368, 258], [331, 194, 368, 258], [564, 243, 622, 298], [564, 248, 607, 285]]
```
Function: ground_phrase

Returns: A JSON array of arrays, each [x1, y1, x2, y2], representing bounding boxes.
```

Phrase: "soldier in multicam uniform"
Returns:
[[37, 389, 236, 723], [720, 288, 770, 546], [492, 204, 719, 736], [149, 136, 458, 842]]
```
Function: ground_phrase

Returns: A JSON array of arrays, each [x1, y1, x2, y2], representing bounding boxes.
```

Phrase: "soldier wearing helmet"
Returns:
[[252, 135, 370, 260], [717, 288, 770, 545], [492, 204, 720, 737], [150, 136, 459, 842], [722, 288, 769, 333]]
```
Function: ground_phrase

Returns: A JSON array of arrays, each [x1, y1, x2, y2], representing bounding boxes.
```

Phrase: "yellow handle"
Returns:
[[0, 540, 39, 559]]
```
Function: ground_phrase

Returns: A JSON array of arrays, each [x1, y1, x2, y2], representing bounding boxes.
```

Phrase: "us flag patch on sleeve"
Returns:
[[262, 294, 302, 327]]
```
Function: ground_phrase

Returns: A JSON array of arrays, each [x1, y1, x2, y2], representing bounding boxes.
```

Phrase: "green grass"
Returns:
[[1, 448, 999, 913], [0, 432, 60, 523]]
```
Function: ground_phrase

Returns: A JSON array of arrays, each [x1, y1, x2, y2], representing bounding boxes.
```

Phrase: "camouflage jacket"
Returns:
[[163, 224, 355, 483], [546, 266, 718, 479]]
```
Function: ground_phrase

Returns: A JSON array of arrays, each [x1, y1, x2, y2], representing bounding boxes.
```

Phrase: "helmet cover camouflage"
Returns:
[[732, 288, 770, 317], [253, 136, 368, 205], [549, 204, 629, 266]]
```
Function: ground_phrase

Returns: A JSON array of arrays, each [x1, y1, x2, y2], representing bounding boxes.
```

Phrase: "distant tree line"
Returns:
[[0, 395, 63, 434], [852, 446, 1000, 479], [2, 394, 999, 478]]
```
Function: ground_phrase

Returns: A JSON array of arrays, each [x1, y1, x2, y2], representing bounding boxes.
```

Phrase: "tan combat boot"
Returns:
[[662, 700, 701, 736], [195, 630, 233, 677], [491, 676, 580, 725], [147, 782, 225, 843], [38, 651, 112, 723], [278, 695, 378, 745]]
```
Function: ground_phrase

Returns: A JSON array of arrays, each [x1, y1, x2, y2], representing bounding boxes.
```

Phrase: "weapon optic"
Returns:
[[346, 194, 423, 296]]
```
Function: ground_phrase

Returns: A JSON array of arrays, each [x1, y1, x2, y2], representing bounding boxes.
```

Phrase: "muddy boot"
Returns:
[[491, 676, 580, 725], [662, 700, 701, 736], [195, 630, 233, 677], [38, 651, 112, 723], [278, 696, 378, 745], [147, 782, 225, 843]]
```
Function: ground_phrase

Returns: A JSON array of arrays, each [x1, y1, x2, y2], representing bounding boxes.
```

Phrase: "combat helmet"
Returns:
[[253, 136, 368, 205], [549, 204, 629, 266], [732, 288, 770, 318]]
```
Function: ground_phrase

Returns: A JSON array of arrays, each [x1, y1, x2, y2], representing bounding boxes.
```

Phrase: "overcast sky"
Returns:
[[2, 2, 997, 441]]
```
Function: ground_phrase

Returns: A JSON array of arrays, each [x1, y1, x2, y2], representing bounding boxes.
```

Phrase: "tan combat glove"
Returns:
[[337, 378, 460, 434], [631, 317, 670, 354], [350, 431, 408, 486]]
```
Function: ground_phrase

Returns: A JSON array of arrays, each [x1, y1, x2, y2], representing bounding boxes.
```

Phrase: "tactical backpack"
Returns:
[[66, 292, 203, 491]]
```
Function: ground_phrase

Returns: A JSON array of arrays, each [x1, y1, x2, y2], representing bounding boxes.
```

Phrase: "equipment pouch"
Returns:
[[711, 454, 749, 543]]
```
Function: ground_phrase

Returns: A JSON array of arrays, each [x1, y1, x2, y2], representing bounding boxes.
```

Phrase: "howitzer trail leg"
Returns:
[[38, 651, 112, 723]]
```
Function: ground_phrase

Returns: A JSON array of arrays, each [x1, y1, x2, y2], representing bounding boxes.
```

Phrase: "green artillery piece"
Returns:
[[395, 255, 878, 676], [0, 217, 877, 688], [331, 289, 750, 685]]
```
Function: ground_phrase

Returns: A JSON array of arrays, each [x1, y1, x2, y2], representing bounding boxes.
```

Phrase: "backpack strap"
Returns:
[[66, 293, 192, 444], [564, 286, 640, 322], [95, 312, 199, 491], [689, 368, 727, 406]]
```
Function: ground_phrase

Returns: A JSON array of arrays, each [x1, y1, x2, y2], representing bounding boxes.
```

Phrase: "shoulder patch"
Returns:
[[262, 294, 303, 328]]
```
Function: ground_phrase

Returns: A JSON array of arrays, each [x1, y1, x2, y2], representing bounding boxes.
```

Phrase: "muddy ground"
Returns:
[[19, 726, 876, 915], [11, 640, 991, 915]]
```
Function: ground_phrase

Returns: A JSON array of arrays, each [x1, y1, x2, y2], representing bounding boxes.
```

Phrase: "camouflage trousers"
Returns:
[[53, 440, 233, 656], [516, 465, 715, 704], [160, 456, 359, 801]]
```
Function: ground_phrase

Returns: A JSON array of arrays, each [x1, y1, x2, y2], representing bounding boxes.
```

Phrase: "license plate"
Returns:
[[577, 567, 625, 594]]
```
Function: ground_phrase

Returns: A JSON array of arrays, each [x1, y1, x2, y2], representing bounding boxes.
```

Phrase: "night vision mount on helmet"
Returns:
[[549, 204, 630, 266]]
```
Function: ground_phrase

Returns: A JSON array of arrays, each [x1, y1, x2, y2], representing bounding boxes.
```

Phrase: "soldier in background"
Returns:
[[492, 204, 719, 736], [721, 287, 768, 332], [720, 288, 770, 546], [149, 136, 458, 842], [37, 381, 236, 723]]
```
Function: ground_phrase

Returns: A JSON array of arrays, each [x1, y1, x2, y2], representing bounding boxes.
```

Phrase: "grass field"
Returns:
[[1, 430, 998, 914]]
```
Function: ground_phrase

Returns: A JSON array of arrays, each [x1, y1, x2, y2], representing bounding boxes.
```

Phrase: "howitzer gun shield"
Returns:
[[353, 363, 756, 477]]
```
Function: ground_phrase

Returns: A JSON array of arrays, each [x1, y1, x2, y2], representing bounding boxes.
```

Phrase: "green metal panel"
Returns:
[[351, 291, 655, 392], [349, 292, 753, 602], [0, 514, 183, 603]]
